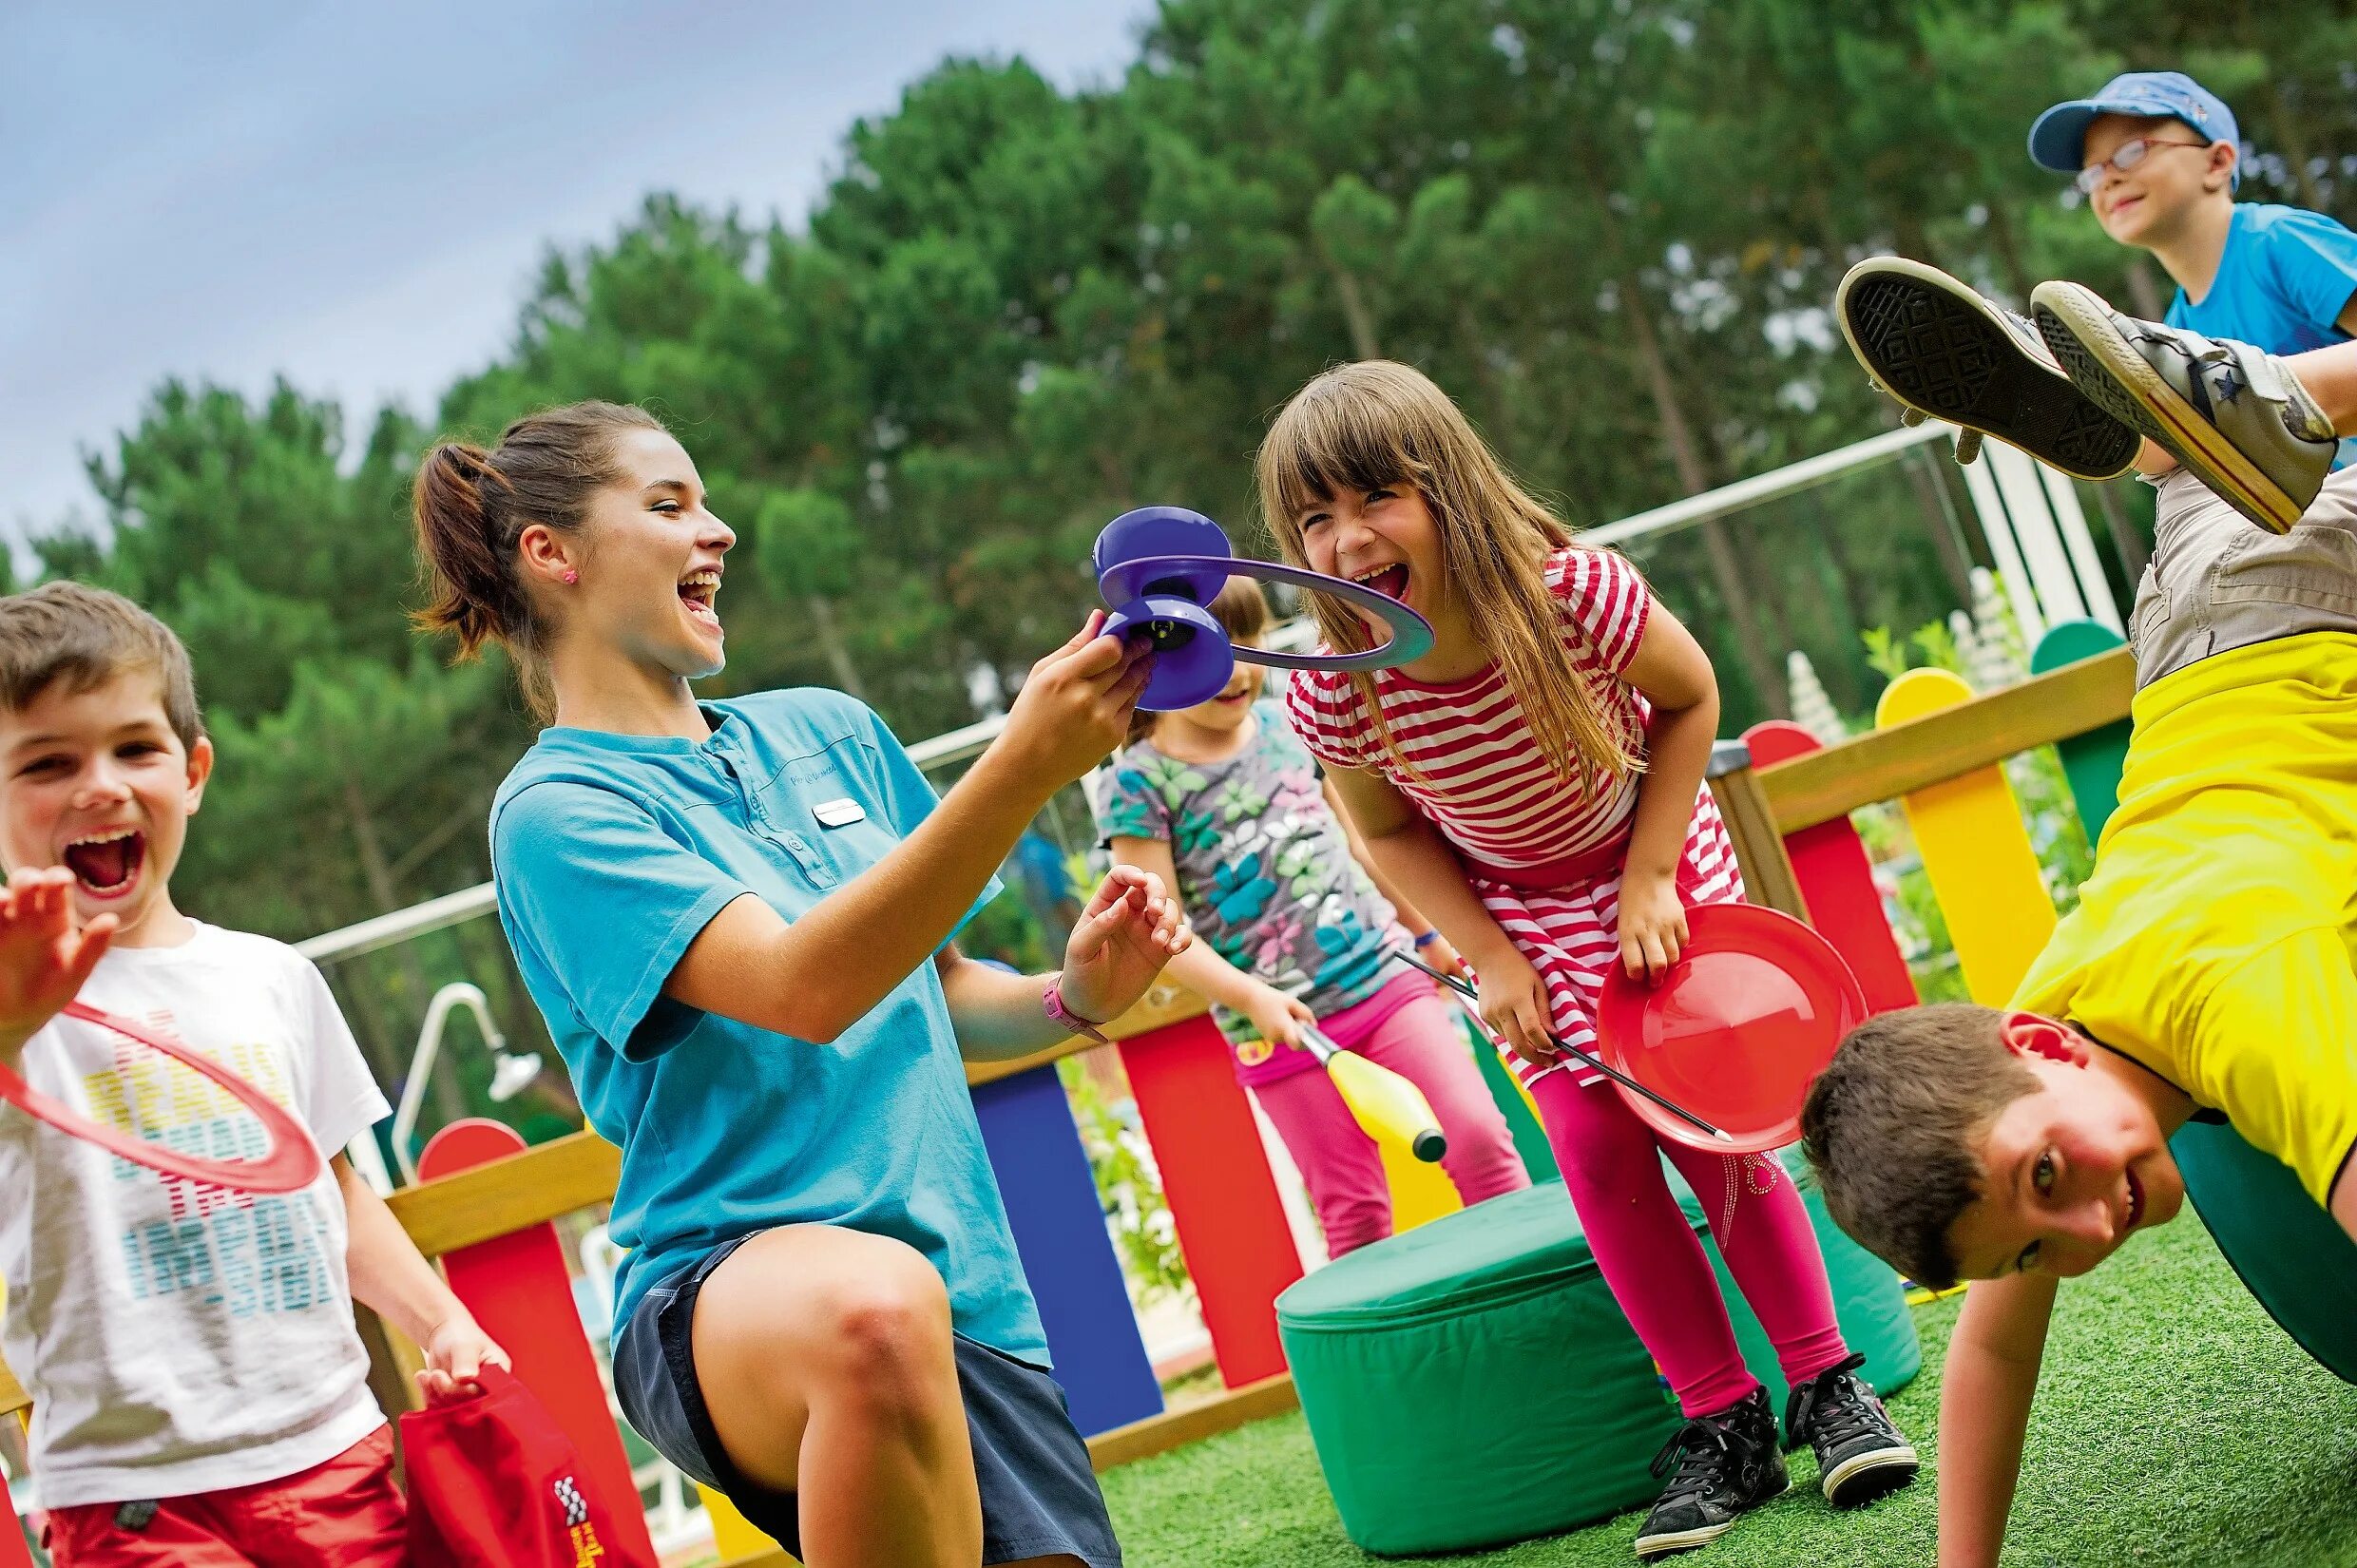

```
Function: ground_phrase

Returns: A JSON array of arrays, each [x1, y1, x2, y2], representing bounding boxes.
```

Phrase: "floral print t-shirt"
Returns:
[[1095, 701, 1410, 1085]]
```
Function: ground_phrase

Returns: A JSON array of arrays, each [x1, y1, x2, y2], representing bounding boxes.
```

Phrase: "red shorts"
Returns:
[[45, 1426, 405, 1567]]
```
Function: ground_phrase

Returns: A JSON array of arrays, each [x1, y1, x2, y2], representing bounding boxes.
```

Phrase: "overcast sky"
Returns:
[[3, 2, 1154, 545]]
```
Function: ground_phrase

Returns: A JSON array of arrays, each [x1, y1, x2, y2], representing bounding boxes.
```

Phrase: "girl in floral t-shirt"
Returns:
[[1094, 581, 1527, 1257]]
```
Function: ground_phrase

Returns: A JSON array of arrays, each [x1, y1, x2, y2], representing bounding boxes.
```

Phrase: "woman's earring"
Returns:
[[562, 569, 579, 585]]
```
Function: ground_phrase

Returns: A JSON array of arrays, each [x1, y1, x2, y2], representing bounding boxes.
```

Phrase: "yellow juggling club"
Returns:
[[1300, 1023, 1447, 1162]]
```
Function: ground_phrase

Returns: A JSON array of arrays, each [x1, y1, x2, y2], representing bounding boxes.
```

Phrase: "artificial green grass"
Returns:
[[1102, 1214, 2357, 1566]]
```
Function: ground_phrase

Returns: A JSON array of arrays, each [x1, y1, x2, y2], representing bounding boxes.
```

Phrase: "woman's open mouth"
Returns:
[[1351, 564, 1410, 602], [2123, 1168, 2145, 1233], [679, 569, 723, 630], [63, 828, 145, 900]]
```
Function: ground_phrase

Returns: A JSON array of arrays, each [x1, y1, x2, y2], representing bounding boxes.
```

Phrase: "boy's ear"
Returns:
[[182, 733, 215, 816], [2203, 140, 2238, 193], [2000, 1011, 2089, 1067]]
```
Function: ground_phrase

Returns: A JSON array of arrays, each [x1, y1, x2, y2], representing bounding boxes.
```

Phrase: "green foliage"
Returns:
[[1059, 1057, 1194, 1306], [26, 0, 2344, 1124]]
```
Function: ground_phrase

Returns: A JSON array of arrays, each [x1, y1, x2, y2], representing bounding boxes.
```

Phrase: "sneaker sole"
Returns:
[[2029, 281, 2300, 535], [1635, 1519, 1736, 1558], [1821, 1444, 1921, 1508], [1634, 1471, 1790, 1559], [1834, 258, 2138, 481]]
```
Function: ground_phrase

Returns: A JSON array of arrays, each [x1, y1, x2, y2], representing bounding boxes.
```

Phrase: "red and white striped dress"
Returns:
[[1285, 546, 1746, 1087]]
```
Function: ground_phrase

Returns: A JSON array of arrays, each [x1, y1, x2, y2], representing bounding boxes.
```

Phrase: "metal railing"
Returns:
[[295, 418, 1992, 970]]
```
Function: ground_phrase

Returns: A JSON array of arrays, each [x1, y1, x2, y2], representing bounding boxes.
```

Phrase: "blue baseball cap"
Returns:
[[2028, 71, 2239, 189]]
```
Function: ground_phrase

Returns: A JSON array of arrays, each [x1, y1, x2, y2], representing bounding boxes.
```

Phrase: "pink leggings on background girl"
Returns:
[[1252, 991, 1531, 1257], [1528, 1067, 1849, 1417]]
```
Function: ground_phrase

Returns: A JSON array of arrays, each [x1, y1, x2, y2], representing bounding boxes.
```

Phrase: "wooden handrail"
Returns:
[[1758, 647, 2132, 832]]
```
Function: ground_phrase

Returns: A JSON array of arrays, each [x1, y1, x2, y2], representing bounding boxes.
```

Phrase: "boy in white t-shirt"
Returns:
[[0, 583, 506, 1565]]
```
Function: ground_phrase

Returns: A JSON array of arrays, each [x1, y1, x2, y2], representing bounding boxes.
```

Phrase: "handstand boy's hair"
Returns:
[[0, 583, 202, 750], [1255, 360, 1644, 790], [1126, 579, 1272, 743], [1800, 1003, 2039, 1290]]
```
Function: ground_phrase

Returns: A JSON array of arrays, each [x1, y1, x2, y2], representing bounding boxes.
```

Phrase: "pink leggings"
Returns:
[[1253, 993, 1531, 1257], [1528, 1068, 1849, 1417]]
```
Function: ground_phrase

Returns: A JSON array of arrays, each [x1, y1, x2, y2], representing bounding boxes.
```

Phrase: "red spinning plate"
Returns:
[[1596, 904, 1866, 1154]]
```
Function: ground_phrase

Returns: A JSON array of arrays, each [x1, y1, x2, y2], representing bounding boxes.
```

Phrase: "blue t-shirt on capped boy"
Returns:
[[2166, 203, 2357, 468], [489, 688, 1043, 1363]]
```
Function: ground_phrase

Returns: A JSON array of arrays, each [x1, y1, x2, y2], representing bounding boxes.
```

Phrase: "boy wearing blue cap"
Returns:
[[2030, 71, 2357, 365]]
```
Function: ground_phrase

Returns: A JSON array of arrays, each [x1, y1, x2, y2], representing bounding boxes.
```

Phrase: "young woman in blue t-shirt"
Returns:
[[412, 400, 1188, 1568]]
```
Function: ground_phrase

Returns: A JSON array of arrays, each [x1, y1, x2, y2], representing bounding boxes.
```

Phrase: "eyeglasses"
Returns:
[[2075, 136, 2210, 195]]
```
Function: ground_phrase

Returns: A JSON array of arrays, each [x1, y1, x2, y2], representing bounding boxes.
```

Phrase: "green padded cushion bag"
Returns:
[[1277, 1151, 1918, 1557], [2174, 1118, 2357, 1382]]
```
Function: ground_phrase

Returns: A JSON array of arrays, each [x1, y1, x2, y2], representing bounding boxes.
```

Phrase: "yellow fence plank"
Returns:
[[1876, 669, 2057, 1003], [382, 1128, 622, 1259]]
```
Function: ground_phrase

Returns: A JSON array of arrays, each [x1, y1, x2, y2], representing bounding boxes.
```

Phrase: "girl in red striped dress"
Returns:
[[1266, 362, 1917, 1559]]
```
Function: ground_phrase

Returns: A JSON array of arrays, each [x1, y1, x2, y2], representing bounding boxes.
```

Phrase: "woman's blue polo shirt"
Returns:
[[489, 689, 1046, 1362]]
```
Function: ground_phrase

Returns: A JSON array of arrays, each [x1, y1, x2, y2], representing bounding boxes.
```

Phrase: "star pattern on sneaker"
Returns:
[[2213, 364, 2247, 403]]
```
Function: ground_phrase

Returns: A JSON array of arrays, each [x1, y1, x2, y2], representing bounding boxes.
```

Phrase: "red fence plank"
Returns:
[[420, 1120, 656, 1562], [1117, 1015, 1300, 1386]]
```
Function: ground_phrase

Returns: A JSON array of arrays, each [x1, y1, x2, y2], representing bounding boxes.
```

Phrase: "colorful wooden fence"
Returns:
[[14, 631, 2357, 1560]]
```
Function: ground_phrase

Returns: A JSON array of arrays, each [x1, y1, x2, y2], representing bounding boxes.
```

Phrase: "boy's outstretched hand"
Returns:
[[1058, 866, 1192, 1029], [0, 866, 115, 1061]]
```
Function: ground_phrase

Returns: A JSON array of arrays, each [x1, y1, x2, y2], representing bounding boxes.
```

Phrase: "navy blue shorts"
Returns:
[[611, 1233, 1122, 1566]]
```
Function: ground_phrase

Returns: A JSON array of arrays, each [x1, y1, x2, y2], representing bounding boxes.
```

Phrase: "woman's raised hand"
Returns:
[[999, 611, 1154, 787], [1058, 866, 1192, 1029]]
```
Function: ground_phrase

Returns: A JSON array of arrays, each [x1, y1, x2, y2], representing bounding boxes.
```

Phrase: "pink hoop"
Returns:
[[0, 1003, 325, 1193]]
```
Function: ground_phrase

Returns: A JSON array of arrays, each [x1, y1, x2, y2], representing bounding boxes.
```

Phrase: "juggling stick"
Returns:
[[1093, 507, 1436, 710], [1298, 1023, 1446, 1162], [1390, 949, 1733, 1143], [0, 1003, 323, 1193], [1875, 669, 2055, 1004]]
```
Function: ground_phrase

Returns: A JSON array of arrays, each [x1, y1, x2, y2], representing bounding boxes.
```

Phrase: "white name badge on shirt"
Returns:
[[814, 798, 868, 828]]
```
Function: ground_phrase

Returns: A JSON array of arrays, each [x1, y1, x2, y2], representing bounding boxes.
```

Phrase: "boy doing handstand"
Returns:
[[1818, 257, 2357, 1566]]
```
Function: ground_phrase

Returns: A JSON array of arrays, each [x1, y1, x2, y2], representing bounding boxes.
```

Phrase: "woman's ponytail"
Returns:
[[409, 402, 663, 717], [412, 441, 520, 660]]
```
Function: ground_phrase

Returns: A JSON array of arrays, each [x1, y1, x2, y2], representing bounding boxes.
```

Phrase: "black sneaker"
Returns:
[[1784, 1352, 1920, 1508], [1834, 257, 2140, 480], [2030, 279, 2338, 534], [1634, 1386, 1788, 1559]]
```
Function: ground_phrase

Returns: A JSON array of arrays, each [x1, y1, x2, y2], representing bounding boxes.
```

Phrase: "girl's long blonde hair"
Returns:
[[1255, 360, 1643, 789]]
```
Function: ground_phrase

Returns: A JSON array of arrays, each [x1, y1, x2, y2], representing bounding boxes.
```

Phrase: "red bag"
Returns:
[[400, 1366, 658, 1568]]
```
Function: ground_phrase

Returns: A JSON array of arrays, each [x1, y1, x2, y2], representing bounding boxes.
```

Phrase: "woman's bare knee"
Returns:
[[688, 1227, 959, 1492], [807, 1247, 957, 1409]]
